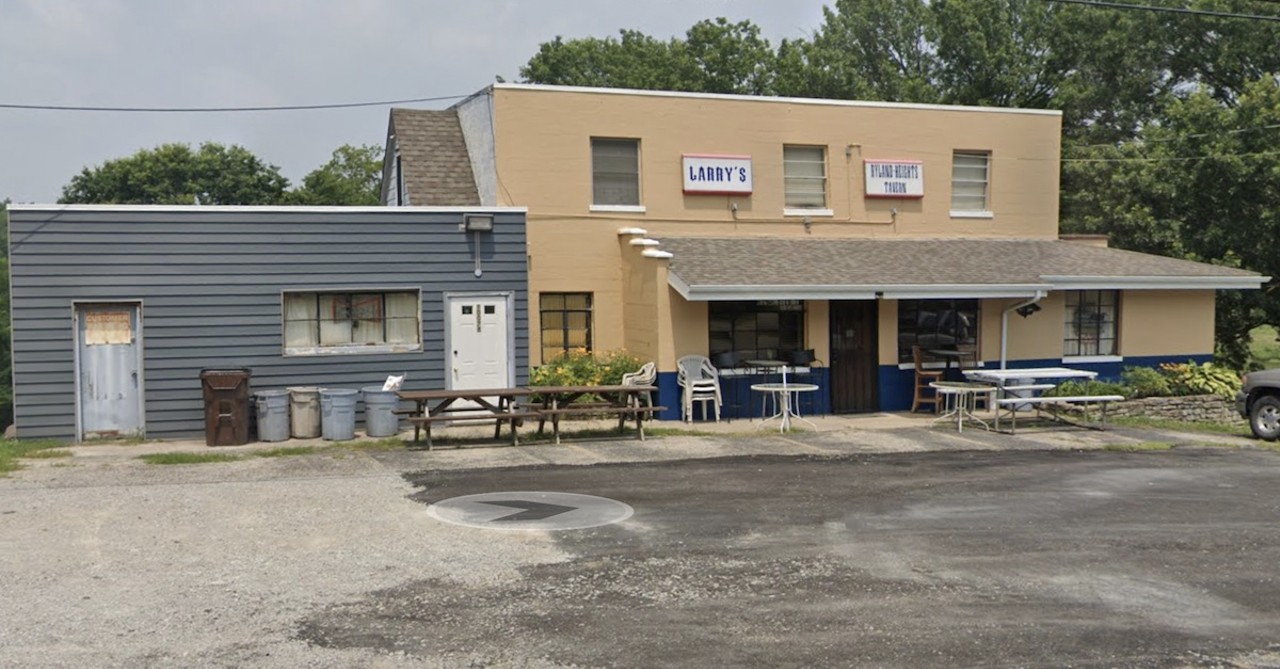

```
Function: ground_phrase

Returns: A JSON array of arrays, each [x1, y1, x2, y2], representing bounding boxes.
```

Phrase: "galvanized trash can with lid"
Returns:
[[253, 389, 291, 443], [320, 388, 359, 441], [287, 386, 321, 438], [361, 386, 401, 438], [200, 368, 252, 447]]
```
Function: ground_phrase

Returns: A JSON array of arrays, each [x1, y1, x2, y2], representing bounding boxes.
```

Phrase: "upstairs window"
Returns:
[[951, 151, 990, 214], [784, 145, 827, 209], [283, 291, 421, 355], [1064, 290, 1118, 357], [592, 138, 640, 207]]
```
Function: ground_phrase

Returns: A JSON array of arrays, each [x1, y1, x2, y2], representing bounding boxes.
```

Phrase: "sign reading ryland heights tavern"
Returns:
[[682, 154, 753, 195], [864, 160, 924, 198]]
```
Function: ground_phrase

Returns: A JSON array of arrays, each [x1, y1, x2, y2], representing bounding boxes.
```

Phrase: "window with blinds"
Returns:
[[784, 145, 827, 208], [951, 151, 990, 212], [591, 138, 640, 206]]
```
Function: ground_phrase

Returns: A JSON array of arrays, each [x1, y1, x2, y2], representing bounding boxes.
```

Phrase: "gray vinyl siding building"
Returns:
[[7, 205, 529, 441]]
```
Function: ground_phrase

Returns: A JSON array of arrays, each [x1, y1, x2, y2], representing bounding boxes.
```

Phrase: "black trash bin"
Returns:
[[200, 368, 252, 446]]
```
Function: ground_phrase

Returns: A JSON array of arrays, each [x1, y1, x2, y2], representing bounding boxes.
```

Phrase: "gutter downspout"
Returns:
[[1000, 291, 1046, 370]]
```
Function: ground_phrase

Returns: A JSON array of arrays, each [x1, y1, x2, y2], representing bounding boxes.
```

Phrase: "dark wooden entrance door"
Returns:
[[829, 300, 879, 413]]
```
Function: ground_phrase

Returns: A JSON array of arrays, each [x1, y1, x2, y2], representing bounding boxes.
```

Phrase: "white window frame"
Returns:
[[591, 137, 643, 210], [950, 151, 992, 217], [783, 145, 829, 213], [282, 288, 423, 356]]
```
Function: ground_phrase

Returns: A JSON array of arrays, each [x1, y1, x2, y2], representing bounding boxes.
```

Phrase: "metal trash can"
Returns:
[[287, 386, 321, 438], [320, 388, 359, 441], [361, 386, 401, 438], [254, 389, 291, 443], [200, 368, 251, 447]]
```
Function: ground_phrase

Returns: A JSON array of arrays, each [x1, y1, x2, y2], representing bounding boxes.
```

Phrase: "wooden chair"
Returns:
[[911, 345, 944, 413]]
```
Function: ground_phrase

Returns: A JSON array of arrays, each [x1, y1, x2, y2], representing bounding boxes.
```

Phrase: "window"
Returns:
[[1064, 290, 1118, 357], [951, 151, 990, 213], [784, 145, 827, 209], [283, 291, 421, 355], [709, 301, 805, 358], [897, 299, 979, 363], [540, 292, 593, 362], [591, 138, 640, 206]]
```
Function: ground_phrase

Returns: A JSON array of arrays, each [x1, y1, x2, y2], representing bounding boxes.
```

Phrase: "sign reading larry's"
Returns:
[[682, 154, 753, 195], [864, 159, 924, 198]]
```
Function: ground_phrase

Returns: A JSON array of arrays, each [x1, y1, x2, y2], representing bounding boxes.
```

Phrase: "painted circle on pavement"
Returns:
[[427, 491, 634, 531]]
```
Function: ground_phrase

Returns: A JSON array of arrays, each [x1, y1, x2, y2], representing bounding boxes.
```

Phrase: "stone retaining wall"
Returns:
[[1106, 394, 1238, 422]]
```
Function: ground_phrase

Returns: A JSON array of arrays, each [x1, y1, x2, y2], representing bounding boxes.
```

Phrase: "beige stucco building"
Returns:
[[382, 83, 1265, 416]]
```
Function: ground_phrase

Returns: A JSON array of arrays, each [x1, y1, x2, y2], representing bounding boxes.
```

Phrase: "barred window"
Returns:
[[283, 291, 421, 355]]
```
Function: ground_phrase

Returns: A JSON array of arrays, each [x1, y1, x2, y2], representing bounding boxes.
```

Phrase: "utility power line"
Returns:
[[1043, 0, 1280, 22], [0, 93, 470, 113]]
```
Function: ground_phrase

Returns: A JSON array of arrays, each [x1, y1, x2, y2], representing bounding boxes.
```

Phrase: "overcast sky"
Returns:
[[1, 0, 829, 203]]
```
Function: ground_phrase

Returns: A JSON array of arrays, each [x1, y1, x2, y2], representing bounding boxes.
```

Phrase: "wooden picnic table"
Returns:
[[396, 387, 538, 450], [528, 384, 662, 444]]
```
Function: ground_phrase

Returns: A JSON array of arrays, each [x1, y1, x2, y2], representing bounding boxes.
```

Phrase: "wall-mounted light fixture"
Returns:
[[463, 214, 494, 232], [1015, 303, 1042, 318], [461, 214, 494, 277]]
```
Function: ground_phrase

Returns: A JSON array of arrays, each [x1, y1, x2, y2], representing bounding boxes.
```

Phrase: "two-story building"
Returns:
[[382, 83, 1265, 417]]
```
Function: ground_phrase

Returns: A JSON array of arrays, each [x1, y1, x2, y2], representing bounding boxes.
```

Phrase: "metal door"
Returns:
[[77, 303, 143, 439], [446, 294, 511, 390], [829, 300, 879, 413]]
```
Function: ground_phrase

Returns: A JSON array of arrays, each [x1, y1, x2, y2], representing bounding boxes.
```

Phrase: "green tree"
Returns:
[[289, 144, 385, 206], [59, 142, 290, 205], [1062, 79, 1280, 367]]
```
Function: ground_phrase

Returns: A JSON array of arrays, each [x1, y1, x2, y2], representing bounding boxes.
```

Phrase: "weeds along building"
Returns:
[[382, 83, 1265, 418]]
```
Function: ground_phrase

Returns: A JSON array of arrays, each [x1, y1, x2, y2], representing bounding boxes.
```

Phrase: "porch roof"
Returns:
[[658, 236, 1268, 301]]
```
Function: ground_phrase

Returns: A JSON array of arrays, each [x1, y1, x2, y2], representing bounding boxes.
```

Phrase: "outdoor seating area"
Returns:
[[396, 381, 663, 450]]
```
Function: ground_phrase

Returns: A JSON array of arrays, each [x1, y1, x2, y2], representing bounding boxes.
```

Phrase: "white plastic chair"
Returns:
[[677, 355, 721, 422], [621, 362, 657, 408]]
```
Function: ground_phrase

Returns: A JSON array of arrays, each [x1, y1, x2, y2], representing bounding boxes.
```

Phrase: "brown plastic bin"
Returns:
[[201, 368, 252, 446]]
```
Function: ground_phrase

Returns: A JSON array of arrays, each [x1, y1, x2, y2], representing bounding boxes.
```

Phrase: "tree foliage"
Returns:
[[289, 144, 384, 206], [59, 142, 290, 205]]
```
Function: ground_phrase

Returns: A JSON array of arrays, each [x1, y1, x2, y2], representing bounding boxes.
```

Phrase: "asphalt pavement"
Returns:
[[2, 417, 1279, 668]]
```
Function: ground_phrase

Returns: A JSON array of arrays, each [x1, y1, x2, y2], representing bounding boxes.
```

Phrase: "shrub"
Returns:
[[529, 349, 644, 387], [1157, 360, 1241, 399], [1045, 379, 1128, 398], [1121, 366, 1171, 399]]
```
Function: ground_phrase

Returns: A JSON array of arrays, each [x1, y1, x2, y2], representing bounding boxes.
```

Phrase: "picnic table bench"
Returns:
[[528, 384, 663, 444], [995, 394, 1126, 434], [396, 387, 537, 450]]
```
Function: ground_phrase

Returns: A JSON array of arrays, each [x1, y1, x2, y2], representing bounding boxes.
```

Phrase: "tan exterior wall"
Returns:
[[1119, 290, 1215, 357], [487, 86, 1062, 365]]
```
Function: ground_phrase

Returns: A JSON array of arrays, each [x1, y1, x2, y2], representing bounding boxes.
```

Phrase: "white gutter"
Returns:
[[1001, 291, 1046, 369], [1042, 275, 1270, 290]]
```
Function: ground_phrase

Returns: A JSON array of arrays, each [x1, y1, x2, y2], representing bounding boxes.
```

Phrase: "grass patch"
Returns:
[[1103, 441, 1175, 451], [1111, 415, 1251, 437], [1250, 324, 1280, 370], [255, 446, 320, 458], [0, 439, 72, 474], [138, 452, 244, 465]]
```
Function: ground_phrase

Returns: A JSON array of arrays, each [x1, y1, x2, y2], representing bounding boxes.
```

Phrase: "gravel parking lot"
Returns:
[[2, 425, 1279, 668]]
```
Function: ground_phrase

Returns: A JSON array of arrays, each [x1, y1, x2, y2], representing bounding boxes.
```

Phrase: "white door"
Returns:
[[447, 295, 511, 390], [76, 303, 144, 439]]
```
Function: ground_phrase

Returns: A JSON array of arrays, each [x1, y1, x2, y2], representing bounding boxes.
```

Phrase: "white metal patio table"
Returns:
[[750, 382, 819, 432]]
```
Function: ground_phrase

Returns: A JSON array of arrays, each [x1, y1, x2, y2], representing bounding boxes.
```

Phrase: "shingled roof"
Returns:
[[658, 237, 1267, 300], [388, 108, 480, 206]]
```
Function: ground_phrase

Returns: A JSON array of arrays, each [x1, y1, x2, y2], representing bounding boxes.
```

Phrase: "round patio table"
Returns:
[[750, 382, 819, 432], [930, 381, 994, 432]]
